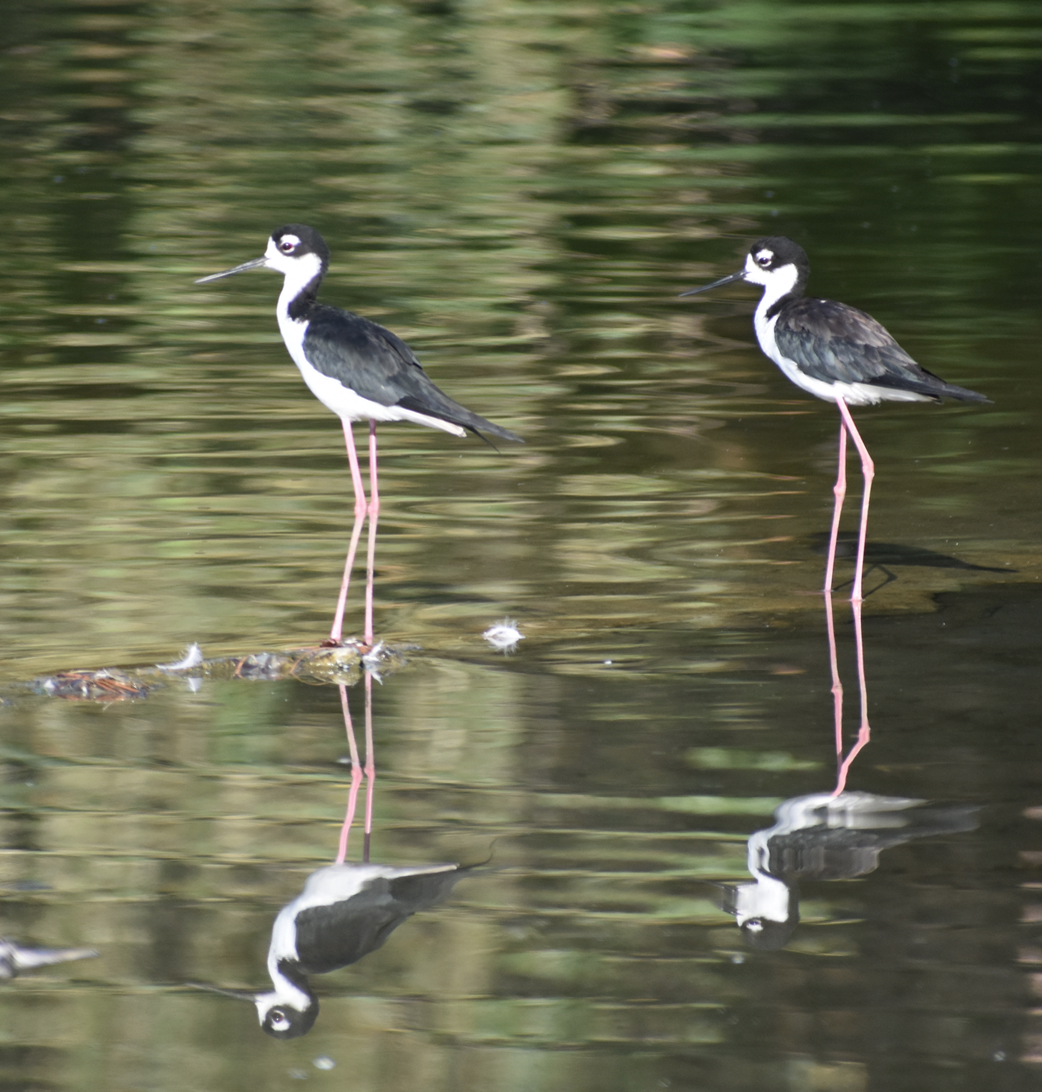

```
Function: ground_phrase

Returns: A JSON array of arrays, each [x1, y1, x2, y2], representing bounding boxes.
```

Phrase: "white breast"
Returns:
[[274, 293, 467, 437]]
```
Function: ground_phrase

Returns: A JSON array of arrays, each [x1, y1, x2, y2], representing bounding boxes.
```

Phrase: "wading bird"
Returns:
[[197, 225, 523, 644], [192, 860, 470, 1038], [681, 236, 988, 602]]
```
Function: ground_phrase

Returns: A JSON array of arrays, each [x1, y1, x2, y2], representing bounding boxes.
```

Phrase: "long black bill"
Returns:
[[187, 980, 261, 1002], [679, 269, 746, 297], [195, 256, 268, 284]]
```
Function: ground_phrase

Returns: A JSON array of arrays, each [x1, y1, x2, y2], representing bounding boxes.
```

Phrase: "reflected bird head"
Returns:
[[188, 976, 319, 1040]]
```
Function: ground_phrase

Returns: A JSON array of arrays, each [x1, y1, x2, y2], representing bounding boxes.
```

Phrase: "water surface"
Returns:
[[1, 1, 1041, 1089]]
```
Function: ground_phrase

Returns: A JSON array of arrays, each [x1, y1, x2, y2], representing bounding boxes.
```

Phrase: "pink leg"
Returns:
[[824, 581, 844, 761], [335, 682, 363, 864], [835, 399, 875, 606], [824, 421, 848, 758], [334, 674, 378, 864], [832, 596, 872, 796], [824, 401, 874, 795], [361, 669, 375, 864], [823, 420, 848, 596], [364, 421, 380, 648], [329, 421, 369, 645]]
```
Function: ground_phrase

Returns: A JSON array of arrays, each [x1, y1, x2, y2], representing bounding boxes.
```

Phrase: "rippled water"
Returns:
[[2, 1, 1042, 1089]]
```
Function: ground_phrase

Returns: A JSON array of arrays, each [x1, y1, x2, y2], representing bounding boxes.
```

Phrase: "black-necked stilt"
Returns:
[[196, 225, 523, 646], [193, 860, 469, 1038], [712, 792, 977, 950], [681, 236, 989, 604]]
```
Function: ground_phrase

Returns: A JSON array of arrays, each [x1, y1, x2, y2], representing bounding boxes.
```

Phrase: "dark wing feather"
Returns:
[[293, 866, 467, 976], [302, 304, 523, 441], [775, 299, 989, 403], [292, 878, 413, 974]]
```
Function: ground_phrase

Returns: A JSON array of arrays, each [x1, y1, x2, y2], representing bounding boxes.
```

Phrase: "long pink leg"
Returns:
[[832, 595, 872, 796], [823, 420, 848, 597], [823, 402, 874, 793], [824, 420, 848, 759], [361, 669, 375, 863], [329, 421, 369, 645], [835, 399, 875, 606], [335, 682, 363, 864], [824, 579, 844, 761], [363, 421, 380, 648]]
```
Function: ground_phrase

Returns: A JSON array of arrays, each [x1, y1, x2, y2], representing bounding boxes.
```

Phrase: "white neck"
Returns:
[[271, 251, 324, 322], [750, 261, 800, 365], [268, 903, 301, 965], [733, 873, 792, 926], [254, 975, 311, 1028], [750, 261, 800, 325], [735, 828, 793, 924]]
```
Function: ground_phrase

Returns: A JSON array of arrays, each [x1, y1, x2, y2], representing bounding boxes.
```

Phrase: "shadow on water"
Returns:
[[811, 531, 1016, 600]]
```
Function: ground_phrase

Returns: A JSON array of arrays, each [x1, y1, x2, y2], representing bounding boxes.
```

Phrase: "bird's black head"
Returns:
[[195, 224, 331, 287], [189, 962, 320, 1039], [260, 995, 320, 1039], [735, 235, 811, 300], [746, 236, 809, 277], [739, 914, 800, 951], [680, 235, 810, 301], [270, 224, 330, 269], [255, 959, 321, 1038]]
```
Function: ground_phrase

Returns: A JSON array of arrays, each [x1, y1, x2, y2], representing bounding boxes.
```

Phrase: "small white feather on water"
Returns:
[[483, 619, 524, 653], [156, 643, 204, 672], [362, 641, 387, 682]]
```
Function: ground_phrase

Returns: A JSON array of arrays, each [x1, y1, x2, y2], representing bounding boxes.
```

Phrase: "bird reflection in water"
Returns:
[[714, 792, 978, 950], [713, 590, 977, 949], [193, 671, 472, 1037], [0, 938, 96, 980]]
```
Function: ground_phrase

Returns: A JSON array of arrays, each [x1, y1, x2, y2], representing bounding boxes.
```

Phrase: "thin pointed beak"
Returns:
[[679, 269, 747, 297], [187, 980, 261, 1002], [195, 256, 269, 284]]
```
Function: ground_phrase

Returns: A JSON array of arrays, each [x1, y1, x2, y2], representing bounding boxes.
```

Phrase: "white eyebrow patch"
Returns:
[[756, 249, 774, 264], [270, 234, 301, 256]]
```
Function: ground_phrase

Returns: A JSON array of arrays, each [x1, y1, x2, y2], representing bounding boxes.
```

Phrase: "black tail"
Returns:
[[872, 370, 991, 404], [397, 393, 524, 444]]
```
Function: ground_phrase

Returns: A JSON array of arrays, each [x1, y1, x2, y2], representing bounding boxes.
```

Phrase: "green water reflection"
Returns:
[[2, 595, 1041, 1090], [1, 0, 1042, 1089]]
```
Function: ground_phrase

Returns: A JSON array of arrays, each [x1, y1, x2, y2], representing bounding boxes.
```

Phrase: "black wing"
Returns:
[[302, 304, 523, 442], [775, 298, 989, 403], [293, 866, 467, 975]]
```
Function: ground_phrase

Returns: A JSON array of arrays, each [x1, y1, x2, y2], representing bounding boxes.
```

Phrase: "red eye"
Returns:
[[279, 240, 294, 253]]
